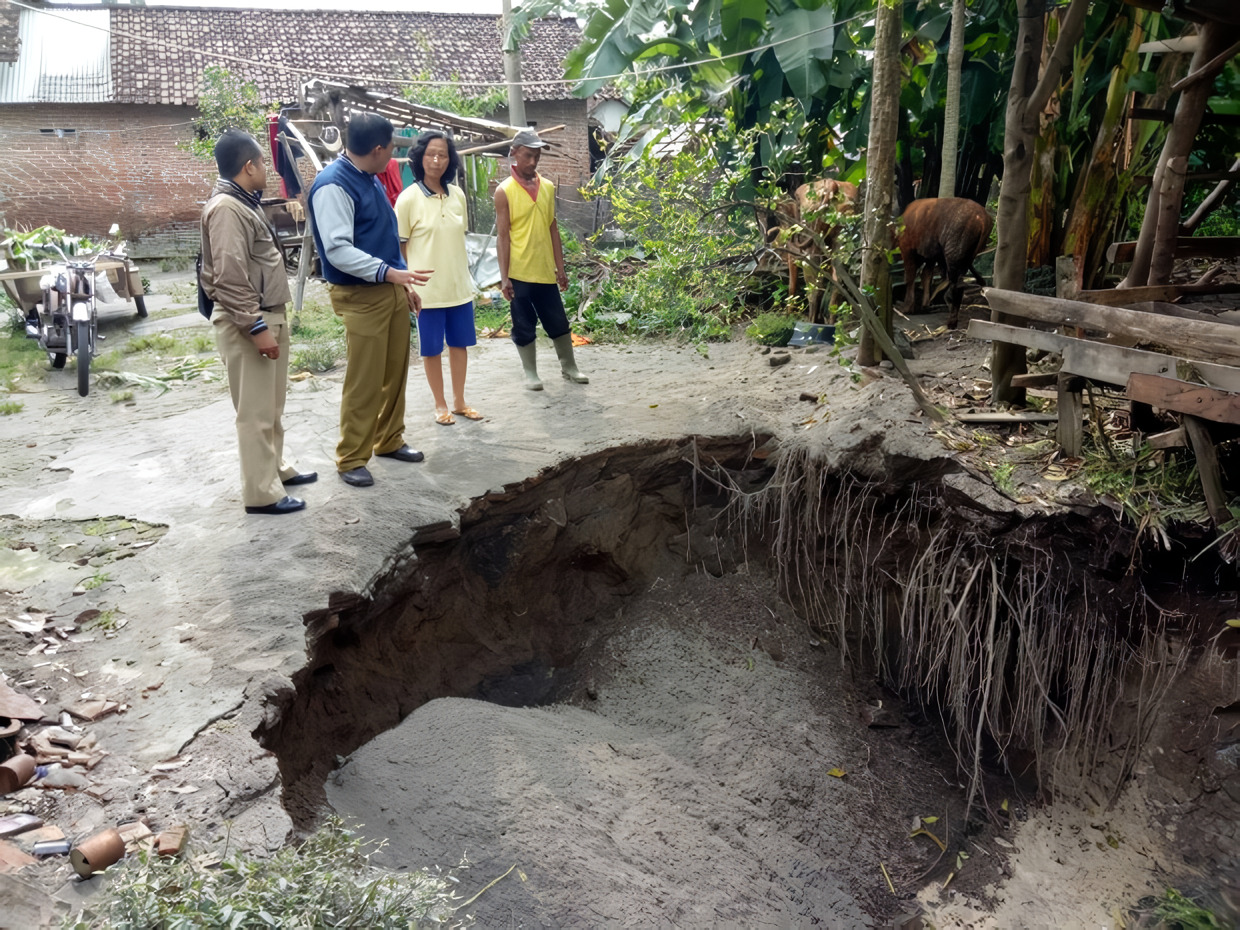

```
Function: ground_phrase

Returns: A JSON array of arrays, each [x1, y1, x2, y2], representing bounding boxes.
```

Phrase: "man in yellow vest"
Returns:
[[494, 129, 588, 391]]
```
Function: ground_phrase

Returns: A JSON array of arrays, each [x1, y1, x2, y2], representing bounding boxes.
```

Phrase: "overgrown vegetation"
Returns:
[[290, 298, 346, 373], [1079, 441, 1207, 550], [65, 817, 473, 929], [2, 225, 98, 268], [187, 66, 267, 160], [1144, 887, 1225, 930], [400, 66, 506, 119], [745, 312, 797, 346]]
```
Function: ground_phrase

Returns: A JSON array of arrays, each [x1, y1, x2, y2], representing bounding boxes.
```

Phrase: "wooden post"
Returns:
[[1183, 414, 1230, 528], [1057, 373, 1085, 457]]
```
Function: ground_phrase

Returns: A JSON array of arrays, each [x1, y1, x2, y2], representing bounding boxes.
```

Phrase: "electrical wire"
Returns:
[[8, 0, 873, 93]]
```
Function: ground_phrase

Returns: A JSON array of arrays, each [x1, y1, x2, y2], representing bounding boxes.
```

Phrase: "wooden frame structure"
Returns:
[[970, 288, 1240, 531]]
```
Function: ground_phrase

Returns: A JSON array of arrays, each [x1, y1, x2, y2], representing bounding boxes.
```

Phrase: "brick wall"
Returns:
[[494, 98, 598, 237], [0, 103, 214, 251], [0, 98, 598, 257]]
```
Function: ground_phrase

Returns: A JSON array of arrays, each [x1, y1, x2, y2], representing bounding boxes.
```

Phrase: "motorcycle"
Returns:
[[20, 243, 146, 397]]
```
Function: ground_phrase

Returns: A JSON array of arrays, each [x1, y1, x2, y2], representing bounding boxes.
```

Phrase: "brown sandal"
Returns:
[[453, 407, 484, 420], [434, 410, 455, 425]]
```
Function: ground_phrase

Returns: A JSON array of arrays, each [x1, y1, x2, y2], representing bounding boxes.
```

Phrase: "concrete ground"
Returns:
[[3, 276, 906, 921]]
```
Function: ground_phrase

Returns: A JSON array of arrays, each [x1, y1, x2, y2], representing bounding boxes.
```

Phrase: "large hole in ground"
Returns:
[[257, 436, 976, 925], [256, 435, 1221, 925]]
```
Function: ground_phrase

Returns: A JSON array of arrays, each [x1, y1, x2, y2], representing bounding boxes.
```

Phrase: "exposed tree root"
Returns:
[[735, 441, 1191, 810]]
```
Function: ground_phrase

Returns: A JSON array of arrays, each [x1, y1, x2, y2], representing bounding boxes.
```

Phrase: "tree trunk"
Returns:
[[937, 0, 966, 199], [990, 0, 1090, 404], [1061, 8, 1148, 291], [1147, 22, 1240, 284], [857, 0, 903, 367], [1123, 22, 1239, 287], [502, 0, 527, 127]]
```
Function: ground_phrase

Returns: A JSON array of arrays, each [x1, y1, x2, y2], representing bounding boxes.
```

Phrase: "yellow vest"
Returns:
[[500, 175, 557, 284]]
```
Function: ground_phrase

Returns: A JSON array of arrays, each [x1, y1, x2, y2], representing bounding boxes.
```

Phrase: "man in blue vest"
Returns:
[[309, 112, 431, 488]]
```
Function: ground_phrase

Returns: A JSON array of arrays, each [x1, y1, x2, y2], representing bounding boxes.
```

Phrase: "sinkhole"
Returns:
[[253, 433, 1218, 926]]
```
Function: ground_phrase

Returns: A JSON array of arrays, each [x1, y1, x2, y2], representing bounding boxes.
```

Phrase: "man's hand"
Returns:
[[252, 328, 279, 360], [556, 269, 568, 293], [501, 277, 514, 301], [406, 286, 422, 316], [386, 267, 433, 287]]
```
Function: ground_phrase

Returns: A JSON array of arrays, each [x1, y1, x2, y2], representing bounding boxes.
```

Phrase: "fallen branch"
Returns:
[[832, 259, 947, 424]]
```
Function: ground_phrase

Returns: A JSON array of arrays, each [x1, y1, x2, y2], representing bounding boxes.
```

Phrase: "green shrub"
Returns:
[[746, 312, 797, 346], [65, 816, 472, 929], [291, 339, 343, 373]]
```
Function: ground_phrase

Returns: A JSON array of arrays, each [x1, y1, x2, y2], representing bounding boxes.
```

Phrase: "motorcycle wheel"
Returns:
[[75, 319, 91, 396], [51, 352, 66, 369], [134, 295, 148, 319]]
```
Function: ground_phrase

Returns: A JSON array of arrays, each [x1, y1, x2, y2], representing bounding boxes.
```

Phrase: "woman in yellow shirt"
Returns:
[[395, 130, 481, 424]]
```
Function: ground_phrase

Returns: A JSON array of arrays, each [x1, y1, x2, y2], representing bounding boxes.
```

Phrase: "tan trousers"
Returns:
[[329, 282, 411, 472], [214, 314, 299, 507]]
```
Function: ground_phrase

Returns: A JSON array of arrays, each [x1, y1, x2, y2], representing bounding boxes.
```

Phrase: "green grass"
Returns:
[[0, 296, 47, 386], [289, 298, 347, 373], [81, 570, 110, 590], [110, 390, 133, 404], [64, 816, 473, 929], [746, 312, 797, 346], [123, 333, 180, 356], [290, 340, 343, 373], [474, 301, 510, 333], [0, 399, 22, 415], [991, 461, 1017, 495], [1148, 888, 1223, 929], [1080, 441, 1207, 543]]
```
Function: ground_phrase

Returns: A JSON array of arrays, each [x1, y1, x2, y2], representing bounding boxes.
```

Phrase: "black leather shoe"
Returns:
[[282, 472, 318, 486], [376, 445, 425, 463], [340, 466, 374, 487], [245, 496, 306, 515]]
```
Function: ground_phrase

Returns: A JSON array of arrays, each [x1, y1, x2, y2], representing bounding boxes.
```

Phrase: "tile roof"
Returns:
[[0, 1, 20, 64], [109, 8, 582, 106]]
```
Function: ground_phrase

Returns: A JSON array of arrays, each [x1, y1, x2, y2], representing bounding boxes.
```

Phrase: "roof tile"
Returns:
[[110, 8, 581, 105]]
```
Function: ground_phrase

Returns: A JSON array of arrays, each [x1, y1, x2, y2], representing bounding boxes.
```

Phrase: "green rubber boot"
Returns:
[[553, 334, 589, 384], [516, 341, 543, 391]]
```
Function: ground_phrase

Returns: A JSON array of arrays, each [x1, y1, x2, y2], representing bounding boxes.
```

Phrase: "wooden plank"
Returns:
[[1076, 282, 1240, 305], [1107, 237, 1240, 264], [1010, 372, 1060, 389], [1125, 372, 1240, 425], [955, 411, 1058, 423], [968, 319, 1240, 392], [983, 288, 1240, 363], [1057, 374, 1085, 457], [1183, 415, 1231, 528], [1123, 301, 1240, 326], [1147, 427, 1187, 449], [0, 260, 126, 283]]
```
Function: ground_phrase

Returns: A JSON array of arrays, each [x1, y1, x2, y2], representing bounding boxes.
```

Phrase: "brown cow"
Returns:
[[897, 197, 992, 329], [761, 179, 859, 323]]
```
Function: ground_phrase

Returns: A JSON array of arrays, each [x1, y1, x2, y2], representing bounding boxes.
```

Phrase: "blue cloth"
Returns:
[[309, 157, 405, 286], [417, 301, 477, 356]]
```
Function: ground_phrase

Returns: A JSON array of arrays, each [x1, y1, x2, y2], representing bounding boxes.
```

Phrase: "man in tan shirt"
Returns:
[[200, 129, 315, 515]]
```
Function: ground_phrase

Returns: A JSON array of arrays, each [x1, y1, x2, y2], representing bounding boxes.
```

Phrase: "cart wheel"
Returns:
[[76, 320, 90, 396], [134, 294, 148, 319], [51, 352, 66, 370]]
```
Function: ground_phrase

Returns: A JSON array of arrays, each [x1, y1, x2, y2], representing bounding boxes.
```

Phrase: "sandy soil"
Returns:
[[0, 277, 1236, 927], [327, 569, 963, 928]]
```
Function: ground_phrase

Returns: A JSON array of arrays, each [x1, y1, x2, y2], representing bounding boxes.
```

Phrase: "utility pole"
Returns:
[[502, 0, 527, 128]]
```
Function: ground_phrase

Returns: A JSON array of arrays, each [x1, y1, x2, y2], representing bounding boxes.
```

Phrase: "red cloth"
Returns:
[[268, 117, 286, 198], [378, 159, 404, 206]]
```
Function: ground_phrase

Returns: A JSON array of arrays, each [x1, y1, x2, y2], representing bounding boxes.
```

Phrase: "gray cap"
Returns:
[[510, 129, 547, 150]]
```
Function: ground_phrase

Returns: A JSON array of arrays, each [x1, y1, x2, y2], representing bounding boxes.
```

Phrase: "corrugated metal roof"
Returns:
[[0, 7, 110, 103]]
